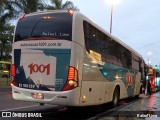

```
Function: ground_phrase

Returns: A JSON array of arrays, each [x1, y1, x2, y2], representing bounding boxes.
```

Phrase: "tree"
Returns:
[[47, 0, 79, 11], [0, 25, 14, 61], [0, 0, 14, 29], [0, 0, 15, 61], [7, 0, 46, 16], [0, 0, 47, 61], [1, 0, 79, 25], [0, 0, 79, 61]]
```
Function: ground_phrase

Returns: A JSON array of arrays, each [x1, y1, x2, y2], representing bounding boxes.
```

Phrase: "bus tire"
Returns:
[[112, 87, 119, 107]]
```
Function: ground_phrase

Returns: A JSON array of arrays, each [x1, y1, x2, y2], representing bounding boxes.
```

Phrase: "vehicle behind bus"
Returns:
[[0, 61, 11, 79], [0, 61, 11, 86], [148, 67, 160, 92]]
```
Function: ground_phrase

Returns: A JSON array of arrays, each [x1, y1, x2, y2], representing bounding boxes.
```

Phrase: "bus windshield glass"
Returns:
[[15, 12, 72, 42]]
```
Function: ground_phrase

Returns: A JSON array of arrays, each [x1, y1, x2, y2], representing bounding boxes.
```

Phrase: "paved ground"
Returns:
[[0, 87, 11, 92], [97, 92, 160, 120], [0, 78, 11, 89], [1, 87, 160, 120]]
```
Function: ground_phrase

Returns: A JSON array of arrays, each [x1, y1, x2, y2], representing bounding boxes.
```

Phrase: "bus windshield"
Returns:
[[15, 12, 72, 42]]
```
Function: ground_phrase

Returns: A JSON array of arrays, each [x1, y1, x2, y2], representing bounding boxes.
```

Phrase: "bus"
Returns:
[[0, 61, 11, 86], [0, 61, 11, 79], [11, 10, 145, 107], [148, 66, 160, 92]]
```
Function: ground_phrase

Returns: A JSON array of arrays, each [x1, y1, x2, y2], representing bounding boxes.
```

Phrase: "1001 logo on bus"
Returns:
[[28, 63, 50, 75], [126, 73, 135, 89]]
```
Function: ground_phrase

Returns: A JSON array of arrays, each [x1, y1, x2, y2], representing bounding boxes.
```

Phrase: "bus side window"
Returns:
[[84, 21, 103, 56]]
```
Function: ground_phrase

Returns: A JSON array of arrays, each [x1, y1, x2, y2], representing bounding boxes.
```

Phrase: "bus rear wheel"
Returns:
[[112, 87, 119, 107]]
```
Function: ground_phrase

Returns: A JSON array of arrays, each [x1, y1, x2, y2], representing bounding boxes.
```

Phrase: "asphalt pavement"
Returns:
[[1, 87, 160, 120], [0, 87, 11, 93], [90, 92, 160, 120]]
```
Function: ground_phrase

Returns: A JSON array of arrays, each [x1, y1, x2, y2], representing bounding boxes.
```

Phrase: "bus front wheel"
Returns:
[[112, 87, 119, 107]]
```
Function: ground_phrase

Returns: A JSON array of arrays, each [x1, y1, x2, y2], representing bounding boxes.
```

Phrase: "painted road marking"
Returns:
[[0, 105, 38, 111]]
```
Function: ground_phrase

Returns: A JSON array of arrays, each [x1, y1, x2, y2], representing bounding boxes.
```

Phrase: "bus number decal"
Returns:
[[28, 63, 50, 75], [126, 73, 135, 88]]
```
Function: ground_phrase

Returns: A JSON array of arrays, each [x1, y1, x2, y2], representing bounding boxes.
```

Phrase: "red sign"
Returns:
[[126, 73, 135, 88], [28, 63, 50, 75]]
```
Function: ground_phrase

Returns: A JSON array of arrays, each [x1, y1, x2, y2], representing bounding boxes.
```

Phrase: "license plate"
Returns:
[[31, 93, 44, 99]]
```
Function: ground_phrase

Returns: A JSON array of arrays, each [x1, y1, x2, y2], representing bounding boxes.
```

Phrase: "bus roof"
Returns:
[[18, 10, 143, 60], [22, 10, 70, 17]]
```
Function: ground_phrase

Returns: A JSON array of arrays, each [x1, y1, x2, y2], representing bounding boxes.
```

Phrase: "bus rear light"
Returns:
[[11, 79, 17, 86], [62, 66, 78, 91], [11, 64, 16, 77], [11, 64, 17, 86], [67, 67, 75, 80], [68, 10, 74, 15], [20, 15, 25, 20]]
